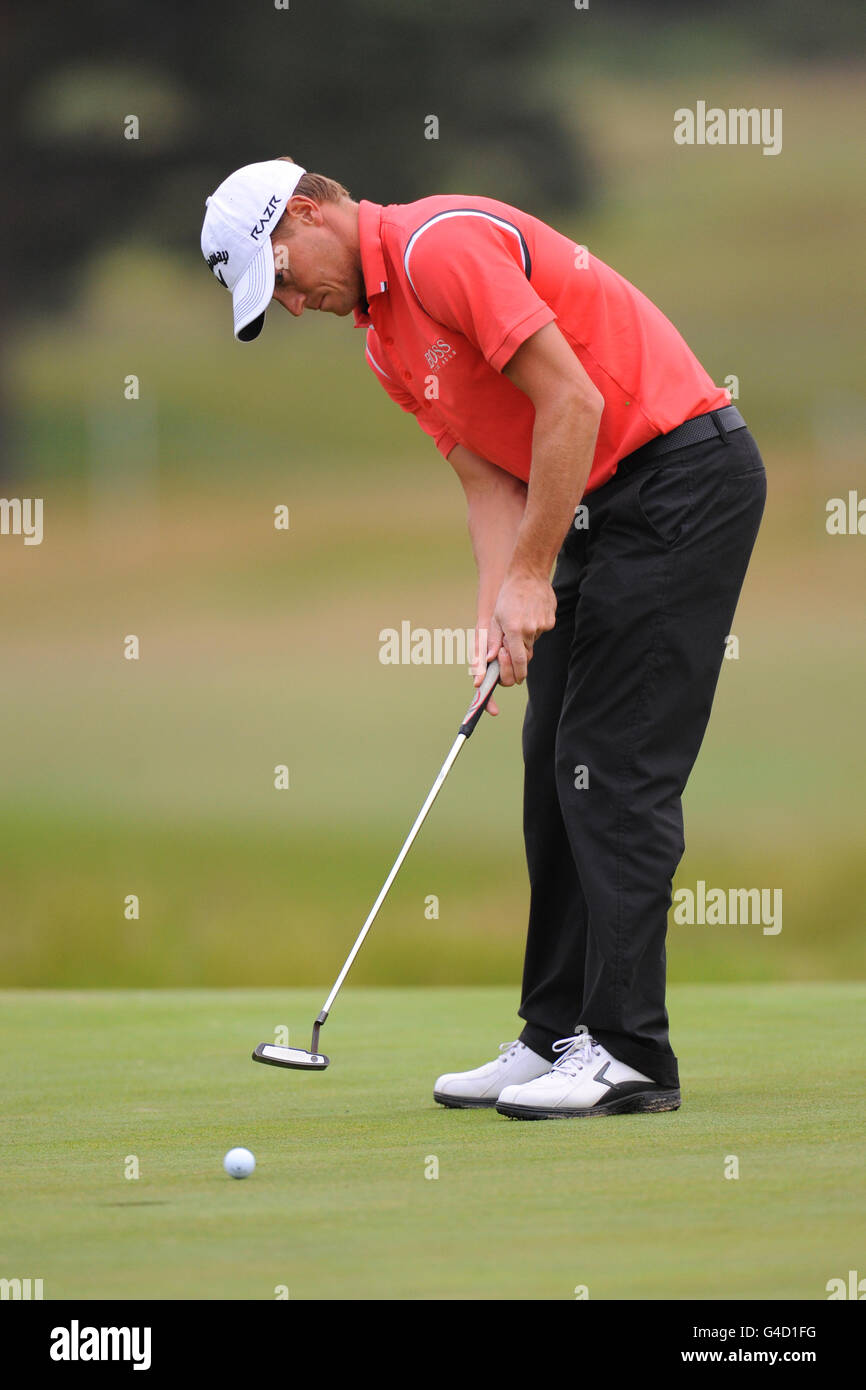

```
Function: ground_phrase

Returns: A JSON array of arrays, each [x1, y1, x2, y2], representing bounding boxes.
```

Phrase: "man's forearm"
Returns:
[[467, 475, 528, 623], [508, 398, 601, 579]]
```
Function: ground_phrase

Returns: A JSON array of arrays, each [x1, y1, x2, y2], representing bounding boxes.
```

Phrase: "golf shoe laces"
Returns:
[[498, 1040, 526, 1064], [550, 1032, 601, 1077]]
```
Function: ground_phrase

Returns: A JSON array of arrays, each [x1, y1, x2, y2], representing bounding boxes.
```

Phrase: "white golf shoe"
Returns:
[[496, 1032, 681, 1119], [433, 1040, 552, 1109]]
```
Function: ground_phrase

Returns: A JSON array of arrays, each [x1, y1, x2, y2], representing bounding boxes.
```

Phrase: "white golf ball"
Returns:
[[223, 1147, 256, 1179]]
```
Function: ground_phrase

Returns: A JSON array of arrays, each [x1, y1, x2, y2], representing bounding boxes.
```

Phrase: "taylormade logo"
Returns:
[[49, 1320, 152, 1371]]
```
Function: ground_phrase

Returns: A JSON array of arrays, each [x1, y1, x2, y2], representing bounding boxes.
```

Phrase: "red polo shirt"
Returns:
[[353, 196, 730, 494]]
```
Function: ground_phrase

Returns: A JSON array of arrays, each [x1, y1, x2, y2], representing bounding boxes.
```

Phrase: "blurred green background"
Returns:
[[1, 4, 864, 988]]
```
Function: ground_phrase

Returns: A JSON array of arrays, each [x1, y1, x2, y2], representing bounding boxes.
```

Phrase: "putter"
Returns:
[[252, 658, 501, 1072]]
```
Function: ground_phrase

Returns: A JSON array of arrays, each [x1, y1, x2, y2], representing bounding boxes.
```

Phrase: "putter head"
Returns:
[[252, 1043, 330, 1071]]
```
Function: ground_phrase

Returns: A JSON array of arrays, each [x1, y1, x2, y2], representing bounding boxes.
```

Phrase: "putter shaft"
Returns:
[[312, 660, 500, 1049]]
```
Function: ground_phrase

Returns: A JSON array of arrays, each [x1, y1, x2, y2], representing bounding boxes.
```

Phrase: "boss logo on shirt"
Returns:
[[424, 338, 456, 370]]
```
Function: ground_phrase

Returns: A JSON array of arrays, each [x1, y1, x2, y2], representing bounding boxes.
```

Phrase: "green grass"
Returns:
[[1, 986, 863, 1300], [0, 474, 863, 985]]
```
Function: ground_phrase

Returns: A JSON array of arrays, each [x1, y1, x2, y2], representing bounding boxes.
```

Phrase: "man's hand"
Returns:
[[486, 568, 557, 684]]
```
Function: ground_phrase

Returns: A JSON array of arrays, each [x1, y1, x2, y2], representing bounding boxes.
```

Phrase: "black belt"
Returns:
[[616, 405, 747, 478]]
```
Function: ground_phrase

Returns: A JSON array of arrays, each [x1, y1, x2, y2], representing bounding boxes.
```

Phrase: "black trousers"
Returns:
[[517, 423, 767, 1089]]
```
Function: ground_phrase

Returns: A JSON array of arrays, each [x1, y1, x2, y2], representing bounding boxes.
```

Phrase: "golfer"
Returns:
[[201, 158, 766, 1119]]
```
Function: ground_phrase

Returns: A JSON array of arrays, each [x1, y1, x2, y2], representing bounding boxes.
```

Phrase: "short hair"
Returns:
[[278, 156, 351, 204]]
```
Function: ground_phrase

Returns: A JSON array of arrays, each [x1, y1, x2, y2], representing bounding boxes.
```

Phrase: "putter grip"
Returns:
[[459, 659, 500, 738]]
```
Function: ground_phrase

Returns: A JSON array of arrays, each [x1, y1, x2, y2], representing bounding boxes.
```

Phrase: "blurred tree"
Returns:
[[0, 0, 598, 473], [1, 0, 861, 472], [2, 1, 590, 317]]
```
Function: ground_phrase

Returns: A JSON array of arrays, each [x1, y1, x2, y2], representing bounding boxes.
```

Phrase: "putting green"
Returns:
[[1, 985, 862, 1301]]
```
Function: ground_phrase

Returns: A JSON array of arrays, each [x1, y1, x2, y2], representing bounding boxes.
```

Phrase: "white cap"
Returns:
[[201, 159, 307, 342]]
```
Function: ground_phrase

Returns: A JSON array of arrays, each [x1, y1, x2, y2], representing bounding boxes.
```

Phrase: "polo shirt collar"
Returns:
[[353, 200, 389, 327]]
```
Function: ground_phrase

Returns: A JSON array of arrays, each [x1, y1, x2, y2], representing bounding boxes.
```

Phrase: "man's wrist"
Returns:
[[504, 551, 554, 585]]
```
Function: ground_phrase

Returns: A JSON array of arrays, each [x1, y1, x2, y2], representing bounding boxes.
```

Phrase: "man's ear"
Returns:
[[285, 195, 322, 226]]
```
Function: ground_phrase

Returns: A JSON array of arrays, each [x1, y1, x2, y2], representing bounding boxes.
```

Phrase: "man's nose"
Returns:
[[275, 289, 306, 317]]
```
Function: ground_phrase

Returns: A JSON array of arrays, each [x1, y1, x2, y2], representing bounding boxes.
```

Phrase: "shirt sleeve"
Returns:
[[364, 328, 459, 459], [403, 210, 556, 373]]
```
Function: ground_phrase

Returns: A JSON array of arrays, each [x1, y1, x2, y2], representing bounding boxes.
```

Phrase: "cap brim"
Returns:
[[232, 241, 275, 342]]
